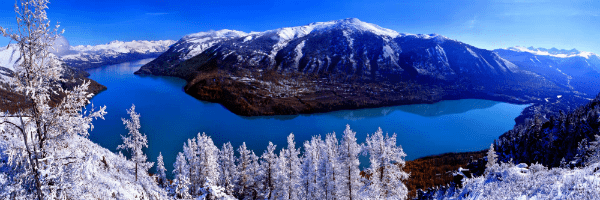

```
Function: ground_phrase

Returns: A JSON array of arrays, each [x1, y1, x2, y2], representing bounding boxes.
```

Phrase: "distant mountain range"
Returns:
[[3, 18, 598, 121], [0, 44, 106, 113], [59, 40, 175, 69], [136, 18, 595, 118]]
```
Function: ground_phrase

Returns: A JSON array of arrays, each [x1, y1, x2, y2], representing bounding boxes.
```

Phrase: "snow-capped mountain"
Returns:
[[0, 44, 106, 113], [139, 18, 522, 80], [504, 46, 598, 59], [60, 40, 175, 69], [137, 18, 568, 116], [0, 45, 19, 82], [135, 30, 247, 75], [495, 47, 600, 96]]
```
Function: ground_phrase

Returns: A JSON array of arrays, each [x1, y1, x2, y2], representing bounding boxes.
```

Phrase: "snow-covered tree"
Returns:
[[486, 143, 498, 173], [584, 135, 600, 166], [156, 152, 168, 187], [319, 132, 340, 200], [183, 137, 200, 195], [0, 0, 106, 199], [259, 142, 279, 199], [338, 125, 363, 200], [362, 127, 409, 199], [173, 152, 191, 199], [300, 136, 323, 199], [181, 132, 220, 197], [196, 133, 220, 190], [218, 142, 237, 195], [117, 105, 153, 181], [279, 133, 301, 200], [236, 142, 261, 199]]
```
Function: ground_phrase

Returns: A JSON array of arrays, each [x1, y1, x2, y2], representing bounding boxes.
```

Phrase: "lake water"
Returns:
[[86, 59, 529, 175]]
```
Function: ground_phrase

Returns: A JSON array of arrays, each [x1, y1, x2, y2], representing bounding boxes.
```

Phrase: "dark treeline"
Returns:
[[495, 93, 600, 167]]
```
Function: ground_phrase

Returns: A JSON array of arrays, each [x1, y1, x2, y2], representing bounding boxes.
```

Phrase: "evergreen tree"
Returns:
[[218, 142, 237, 195], [338, 125, 363, 200], [300, 136, 323, 199], [319, 132, 340, 200], [117, 105, 153, 182], [236, 142, 260, 199], [173, 152, 191, 199], [260, 142, 279, 199], [196, 133, 220, 189], [584, 135, 600, 166], [183, 137, 199, 195], [280, 133, 301, 200], [156, 152, 168, 188], [362, 128, 409, 199], [486, 143, 498, 173]]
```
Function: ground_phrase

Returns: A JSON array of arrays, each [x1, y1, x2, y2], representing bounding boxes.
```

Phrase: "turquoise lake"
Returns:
[[86, 59, 530, 175]]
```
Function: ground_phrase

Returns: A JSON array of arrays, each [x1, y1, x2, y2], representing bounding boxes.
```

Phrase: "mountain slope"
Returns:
[[495, 47, 600, 124], [60, 40, 175, 69], [135, 30, 247, 77], [495, 46, 600, 96], [0, 120, 169, 199], [0, 45, 106, 113], [137, 18, 568, 116]]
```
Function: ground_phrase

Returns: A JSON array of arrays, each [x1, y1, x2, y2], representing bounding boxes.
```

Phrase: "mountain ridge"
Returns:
[[59, 39, 176, 69], [135, 18, 573, 117]]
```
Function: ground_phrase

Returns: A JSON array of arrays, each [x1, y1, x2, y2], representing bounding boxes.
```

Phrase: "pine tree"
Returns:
[[486, 143, 498, 173], [117, 105, 153, 182], [363, 128, 409, 199], [338, 125, 363, 200], [260, 142, 279, 199], [280, 133, 301, 200], [319, 132, 340, 200], [173, 152, 191, 199], [236, 142, 259, 199], [300, 136, 323, 199], [196, 133, 220, 189], [218, 142, 237, 195], [584, 135, 600, 166], [156, 152, 168, 187], [0, 0, 106, 198]]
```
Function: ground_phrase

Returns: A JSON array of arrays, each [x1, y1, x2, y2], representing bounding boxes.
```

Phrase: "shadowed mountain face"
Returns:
[[495, 48, 600, 96], [136, 18, 569, 116], [495, 47, 600, 124]]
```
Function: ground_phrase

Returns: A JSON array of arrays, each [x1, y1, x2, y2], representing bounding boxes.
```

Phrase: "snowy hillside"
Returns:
[[134, 29, 248, 75], [420, 162, 600, 199], [0, 117, 168, 199], [0, 45, 19, 71], [178, 29, 248, 61], [0, 45, 19, 82], [60, 40, 175, 69]]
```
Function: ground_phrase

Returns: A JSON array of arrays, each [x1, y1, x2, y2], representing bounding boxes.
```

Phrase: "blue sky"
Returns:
[[0, 0, 599, 53]]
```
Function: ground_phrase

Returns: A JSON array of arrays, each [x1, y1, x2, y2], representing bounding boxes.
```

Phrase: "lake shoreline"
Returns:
[[85, 59, 530, 178]]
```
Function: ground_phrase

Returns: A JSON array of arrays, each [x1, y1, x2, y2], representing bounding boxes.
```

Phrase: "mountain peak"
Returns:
[[182, 29, 248, 40], [304, 18, 400, 38], [506, 46, 596, 59]]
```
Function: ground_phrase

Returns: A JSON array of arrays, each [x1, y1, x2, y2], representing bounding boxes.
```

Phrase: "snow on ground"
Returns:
[[0, 117, 169, 199], [423, 162, 600, 199]]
